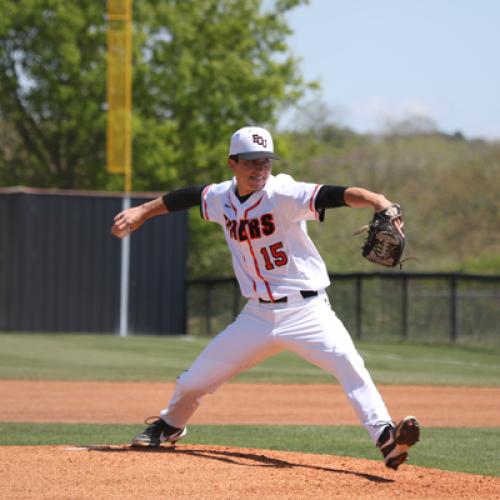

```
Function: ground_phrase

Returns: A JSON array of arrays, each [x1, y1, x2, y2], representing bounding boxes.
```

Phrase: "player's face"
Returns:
[[229, 157, 272, 195]]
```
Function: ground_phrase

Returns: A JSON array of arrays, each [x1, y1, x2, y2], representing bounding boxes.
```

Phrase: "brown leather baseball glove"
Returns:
[[358, 203, 406, 268]]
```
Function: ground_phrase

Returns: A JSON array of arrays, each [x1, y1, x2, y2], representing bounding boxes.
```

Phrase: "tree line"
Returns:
[[1, 0, 498, 274], [0, 0, 311, 190]]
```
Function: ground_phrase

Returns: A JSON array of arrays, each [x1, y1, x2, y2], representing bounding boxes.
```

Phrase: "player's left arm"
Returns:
[[343, 187, 403, 234], [314, 185, 393, 211], [315, 185, 403, 230], [343, 187, 396, 212], [344, 187, 396, 212]]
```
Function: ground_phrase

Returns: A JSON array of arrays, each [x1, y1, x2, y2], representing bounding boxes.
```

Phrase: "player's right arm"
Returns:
[[111, 185, 205, 239]]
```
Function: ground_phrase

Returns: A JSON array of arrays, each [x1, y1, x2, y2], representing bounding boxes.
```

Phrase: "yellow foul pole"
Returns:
[[106, 0, 132, 336], [106, 0, 132, 192]]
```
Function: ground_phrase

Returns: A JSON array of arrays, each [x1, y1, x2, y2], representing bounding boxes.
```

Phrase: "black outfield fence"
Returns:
[[186, 272, 500, 347], [0, 187, 188, 334], [1, 188, 498, 344]]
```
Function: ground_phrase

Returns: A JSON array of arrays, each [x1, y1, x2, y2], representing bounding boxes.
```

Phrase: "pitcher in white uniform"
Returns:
[[111, 126, 420, 470]]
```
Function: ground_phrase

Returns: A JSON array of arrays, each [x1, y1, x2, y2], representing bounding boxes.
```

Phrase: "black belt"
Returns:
[[259, 290, 318, 304]]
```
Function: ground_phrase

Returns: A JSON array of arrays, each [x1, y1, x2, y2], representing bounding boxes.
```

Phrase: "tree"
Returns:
[[0, 1, 107, 188], [0, 0, 310, 190]]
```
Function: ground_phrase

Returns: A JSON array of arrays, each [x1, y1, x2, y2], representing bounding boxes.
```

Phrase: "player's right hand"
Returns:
[[111, 223, 130, 239], [111, 206, 144, 239]]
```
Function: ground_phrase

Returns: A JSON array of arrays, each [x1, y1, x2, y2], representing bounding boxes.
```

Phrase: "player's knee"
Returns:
[[334, 350, 367, 373]]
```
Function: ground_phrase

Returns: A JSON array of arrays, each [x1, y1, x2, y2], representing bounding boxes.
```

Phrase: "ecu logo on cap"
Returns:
[[252, 134, 268, 147]]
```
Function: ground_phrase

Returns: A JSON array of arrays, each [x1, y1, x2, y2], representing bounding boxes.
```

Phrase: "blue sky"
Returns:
[[282, 0, 500, 140]]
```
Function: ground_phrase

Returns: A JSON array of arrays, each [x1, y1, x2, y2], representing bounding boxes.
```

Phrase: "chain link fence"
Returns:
[[186, 273, 500, 348]]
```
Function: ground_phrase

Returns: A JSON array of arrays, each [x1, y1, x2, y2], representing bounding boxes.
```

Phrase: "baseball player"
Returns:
[[111, 126, 420, 470]]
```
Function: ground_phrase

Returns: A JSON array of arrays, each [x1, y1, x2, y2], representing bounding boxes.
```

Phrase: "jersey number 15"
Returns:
[[260, 242, 288, 270]]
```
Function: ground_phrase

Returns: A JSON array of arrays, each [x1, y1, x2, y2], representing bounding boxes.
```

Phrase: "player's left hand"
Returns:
[[358, 203, 406, 267]]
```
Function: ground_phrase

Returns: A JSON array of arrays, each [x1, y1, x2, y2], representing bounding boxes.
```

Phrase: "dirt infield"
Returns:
[[1, 380, 500, 426], [2, 444, 499, 499], [2, 381, 500, 499]]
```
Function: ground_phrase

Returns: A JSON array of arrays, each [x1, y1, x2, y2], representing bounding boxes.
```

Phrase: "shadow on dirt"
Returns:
[[74, 445, 393, 484]]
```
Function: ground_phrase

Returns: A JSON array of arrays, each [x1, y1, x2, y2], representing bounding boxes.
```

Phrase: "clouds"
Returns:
[[346, 97, 437, 133], [284, 0, 500, 140]]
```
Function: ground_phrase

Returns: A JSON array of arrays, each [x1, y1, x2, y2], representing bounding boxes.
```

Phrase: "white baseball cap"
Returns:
[[229, 126, 280, 160]]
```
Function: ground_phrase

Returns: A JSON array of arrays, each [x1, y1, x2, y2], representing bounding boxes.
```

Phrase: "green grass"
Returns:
[[0, 422, 498, 477], [0, 333, 209, 381], [0, 333, 499, 386]]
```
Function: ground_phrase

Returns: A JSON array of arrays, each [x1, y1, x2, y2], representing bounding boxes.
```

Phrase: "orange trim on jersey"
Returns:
[[223, 192, 237, 215], [244, 196, 264, 219], [309, 184, 321, 220], [247, 242, 275, 302], [229, 196, 237, 214], [228, 188, 237, 208], [243, 196, 275, 302], [201, 185, 212, 220]]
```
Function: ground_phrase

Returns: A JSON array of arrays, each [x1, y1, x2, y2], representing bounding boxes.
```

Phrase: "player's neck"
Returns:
[[235, 188, 253, 203]]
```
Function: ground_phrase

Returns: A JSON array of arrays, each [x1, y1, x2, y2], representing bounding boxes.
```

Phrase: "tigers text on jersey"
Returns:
[[201, 174, 331, 301]]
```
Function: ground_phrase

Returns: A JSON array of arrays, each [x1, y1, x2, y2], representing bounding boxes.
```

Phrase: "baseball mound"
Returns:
[[2, 444, 499, 499]]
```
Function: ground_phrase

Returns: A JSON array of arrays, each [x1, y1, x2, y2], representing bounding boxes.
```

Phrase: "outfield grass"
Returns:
[[0, 333, 499, 386], [0, 422, 498, 478]]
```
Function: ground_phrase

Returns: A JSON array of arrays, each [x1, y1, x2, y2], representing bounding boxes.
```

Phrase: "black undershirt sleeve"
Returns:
[[314, 185, 349, 221], [162, 184, 348, 216], [162, 185, 206, 212]]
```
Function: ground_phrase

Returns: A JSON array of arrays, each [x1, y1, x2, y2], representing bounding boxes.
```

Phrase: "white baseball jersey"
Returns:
[[200, 174, 331, 301]]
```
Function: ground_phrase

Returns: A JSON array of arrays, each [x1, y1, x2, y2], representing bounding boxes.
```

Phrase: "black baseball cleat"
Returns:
[[377, 416, 420, 470], [131, 417, 187, 448]]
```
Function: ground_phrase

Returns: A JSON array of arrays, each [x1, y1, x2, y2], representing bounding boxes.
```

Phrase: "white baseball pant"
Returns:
[[160, 290, 392, 443]]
